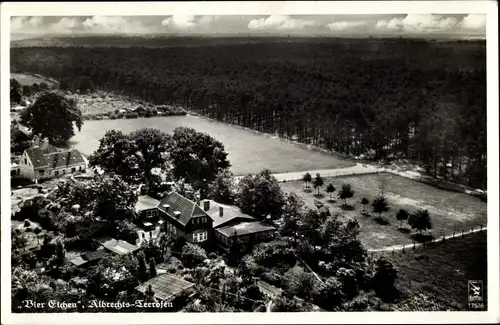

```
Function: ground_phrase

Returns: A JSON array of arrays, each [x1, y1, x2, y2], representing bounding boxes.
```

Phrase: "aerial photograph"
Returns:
[[6, 8, 491, 316]]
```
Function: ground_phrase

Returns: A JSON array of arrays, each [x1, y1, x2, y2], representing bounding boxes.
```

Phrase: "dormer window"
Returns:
[[174, 211, 181, 218]]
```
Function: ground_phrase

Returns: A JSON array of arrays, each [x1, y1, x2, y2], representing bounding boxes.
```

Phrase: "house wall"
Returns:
[[19, 152, 36, 179], [48, 163, 87, 178]]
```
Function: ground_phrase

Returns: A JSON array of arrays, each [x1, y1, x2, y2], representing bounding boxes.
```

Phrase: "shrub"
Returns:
[[168, 267, 176, 274], [181, 243, 207, 268], [177, 264, 184, 270], [24, 220, 31, 227], [207, 252, 218, 259]]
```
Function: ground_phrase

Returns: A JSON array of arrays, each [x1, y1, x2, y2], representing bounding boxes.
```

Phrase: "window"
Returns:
[[146, 210, 152, 218], [39, 170, 45, 175], [54, 171, 59, 176], [62, 170, 66, 174], [71, 167, 76, 172], [24, 158, 27, 164], [193, 231, 208, 243]]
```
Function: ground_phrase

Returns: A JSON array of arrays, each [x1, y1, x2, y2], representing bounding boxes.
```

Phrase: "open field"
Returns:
[[386, 231, 487, 310], [10, 72, 59, 88], [70, 116, 354, 176], [280, 173, 487, 249]]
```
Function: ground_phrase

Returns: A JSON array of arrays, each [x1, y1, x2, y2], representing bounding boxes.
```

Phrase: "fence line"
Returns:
[[367, 226, 487, 260]]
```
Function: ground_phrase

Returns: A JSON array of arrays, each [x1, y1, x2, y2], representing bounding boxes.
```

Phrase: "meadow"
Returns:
[[280, 172, 487, 249], [70, 116, 354, 176]]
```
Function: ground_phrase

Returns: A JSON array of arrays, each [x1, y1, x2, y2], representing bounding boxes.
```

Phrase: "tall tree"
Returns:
[[408, 209, 432, 235], [338, 184, 355, 206], [19, 91, 83, 143], [171, 127, 230, 187], [396, 208, 409, 228], [312, 173, 324, 195], [326, 183, 336, 200], [302, 172, 312, 189], [372, 195, 390, 219], [360, 197, 369, 212], [236, 169, 285, 220]]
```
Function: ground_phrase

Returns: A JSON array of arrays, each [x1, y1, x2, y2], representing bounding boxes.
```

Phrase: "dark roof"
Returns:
[[82, 250, 108, 261], [46, 150, 86, 169], [204, 200, 256, 228], [136, 274, 195, 301], [216, 221, 276, 238], [135, 195, 161, 212], [25, 142, 85, 170], [158, 192, 208, 226], [96, 237, 139, 255], [25, 147, 49, 168]]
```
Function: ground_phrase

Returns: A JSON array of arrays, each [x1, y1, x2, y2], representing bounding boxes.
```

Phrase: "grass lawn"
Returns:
[[385, 231, 487, 310], [280, 172, 487, 249]]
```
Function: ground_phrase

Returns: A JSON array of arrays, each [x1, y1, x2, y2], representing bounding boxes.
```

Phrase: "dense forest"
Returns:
[[10, 38, 487, 189]]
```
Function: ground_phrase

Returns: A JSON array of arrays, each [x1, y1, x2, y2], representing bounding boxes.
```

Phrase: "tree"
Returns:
[[312, 173, 324, 195], [10, 78, 22, 104], [227, 232, 246, 267], [89, 129, 173, 185], [396, 209, 409, 228], [408, 209, 432, 235], [326, 183, 336, 200], [302, 172, 312, 189], [181, 243, 207, 268], [372, 195, 390, 218], [145, 284, 155, 302], [148, 258, 157, 278], [171, 127, 230, 186], [373, 257, 398, 299], [338, 184, 354, 206], [360, 197, 369, 211], [22, 85, 32, 97], [137, 251, 149, 281], [206, 169, 237, 204], [312, 276, 345, 310], [54, 173, 138, 222], [53, 238, 66, 266], [33, 228, 42, 247], [273, 294, 302, 312], [19, 91, 83, 143], [236, 169, 285, 220], [281, 192, 305, 237]]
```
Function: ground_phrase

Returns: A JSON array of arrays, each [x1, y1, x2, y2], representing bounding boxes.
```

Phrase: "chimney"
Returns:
[[32, 136, 40, 147], [219, 206, 224, 217], [41, 137, 50, 151], [174, 211, 181, 218], [203, 200, 210, 211]]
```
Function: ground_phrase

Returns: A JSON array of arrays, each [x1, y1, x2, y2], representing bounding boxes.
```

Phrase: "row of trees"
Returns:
[[11, 39, 486, 188]]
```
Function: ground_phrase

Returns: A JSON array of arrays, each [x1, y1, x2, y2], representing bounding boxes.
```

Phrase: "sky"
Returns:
[[10, 14, 487, 39]]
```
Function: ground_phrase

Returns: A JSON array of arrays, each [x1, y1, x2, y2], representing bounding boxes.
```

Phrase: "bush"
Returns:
[[168, 267, 176, 274], [260, 271, 282, 286], [24, 220, 31, 227], [125, 112, 139, 119], [177, 264, 184, 270], [207, 252, 218, 259], [180, 243, 207, 268]]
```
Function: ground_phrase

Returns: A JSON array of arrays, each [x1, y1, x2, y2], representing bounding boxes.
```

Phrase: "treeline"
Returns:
[[10, 39, 487, 188]]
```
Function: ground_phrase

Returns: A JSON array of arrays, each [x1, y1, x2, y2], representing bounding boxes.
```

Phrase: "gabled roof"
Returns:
[[25, 147, 49, 168], [135, 274, 195, 302], [158, 191, 208, 226], [45, 149, 86, 169], [204, 200, 256, 228], [135, 195, 161, 212], [216, 221, 276, 238], [24, 141, 85, 170]]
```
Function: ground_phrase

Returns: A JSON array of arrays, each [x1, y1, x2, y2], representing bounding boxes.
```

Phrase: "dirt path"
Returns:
[[368, 227, 486, 253]]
